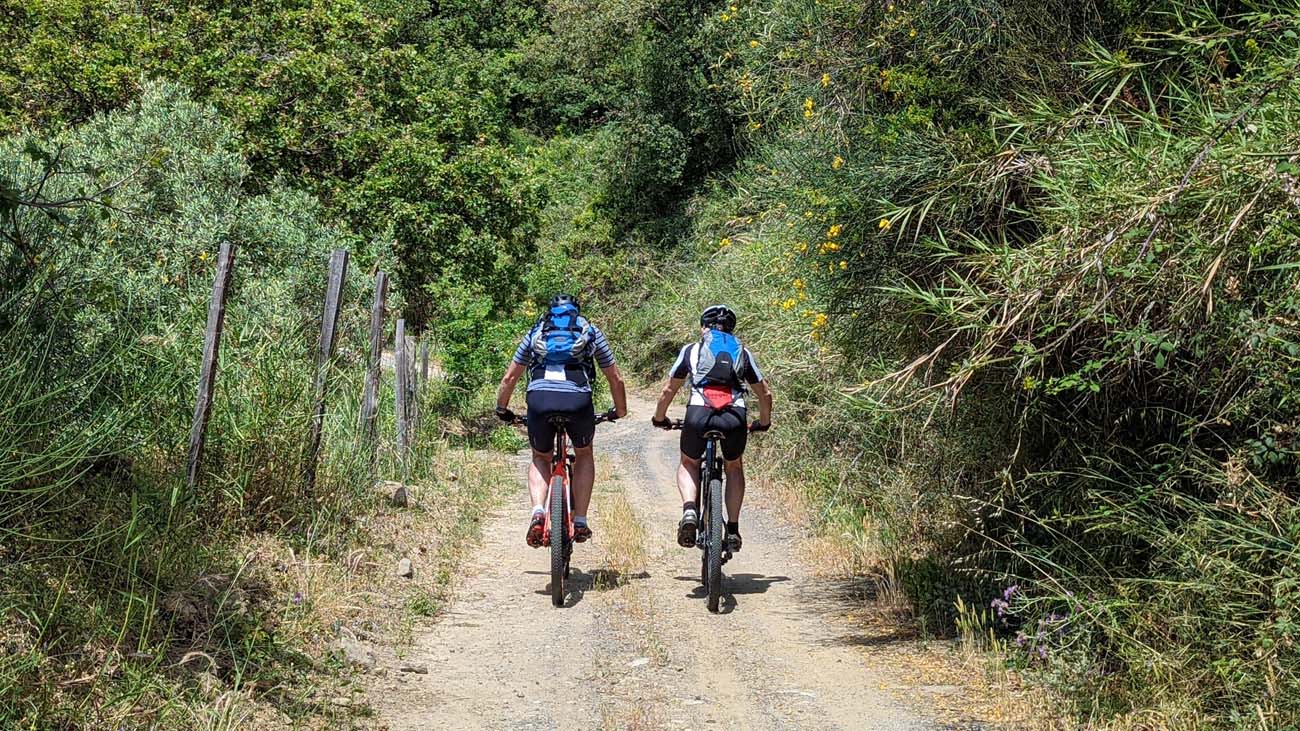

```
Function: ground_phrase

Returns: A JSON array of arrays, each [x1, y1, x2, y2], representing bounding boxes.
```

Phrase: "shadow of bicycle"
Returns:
[[674, 572, 790, 614], [525, 567, 652, 607]]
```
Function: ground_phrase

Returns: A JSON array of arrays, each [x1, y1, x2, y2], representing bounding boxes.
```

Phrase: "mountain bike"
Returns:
[[513, 408, 617, 607], [663, 419, 758, 613]]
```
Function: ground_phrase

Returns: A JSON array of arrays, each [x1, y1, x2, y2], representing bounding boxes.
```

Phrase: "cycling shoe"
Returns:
[[677, 510, 698, 548]]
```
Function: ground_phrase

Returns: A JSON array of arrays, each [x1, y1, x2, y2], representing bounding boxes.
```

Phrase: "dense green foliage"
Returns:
[[0, 83, 374, 726], [4, 0, 1300, 727], [509, 0, 1300, 727], [0, 0, 538, 328]]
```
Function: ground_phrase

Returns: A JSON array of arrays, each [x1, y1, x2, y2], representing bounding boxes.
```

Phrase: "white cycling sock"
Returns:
[[573, 515, 588, 526], [531, 505, 545, 516]]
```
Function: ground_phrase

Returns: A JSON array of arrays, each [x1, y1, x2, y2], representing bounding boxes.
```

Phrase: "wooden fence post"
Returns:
[[304, 248, 349, 491], [419, 338, 430, 383], [186, 242, 236, 492], [394, 318, 410, 479], [408, 334, 421, 438], [359, 271, 388, 472]]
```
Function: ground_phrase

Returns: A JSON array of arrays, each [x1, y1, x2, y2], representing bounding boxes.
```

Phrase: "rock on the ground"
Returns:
[[397, 558, 414, 578], [333, 636, 376, 669], [375, 480, 409, 507], [399, 662, 429, 674]]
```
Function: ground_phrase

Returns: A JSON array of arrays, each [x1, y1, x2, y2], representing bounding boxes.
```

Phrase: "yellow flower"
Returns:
[[821, 73, 831, 87], [781, 298, 796, 310], [811, 313, 828, 328], [825, 241, 840, 251], [750, 39, 759, 48], [797, 241, 808, 253], [832, 155, 844, 170], [803, 97, 814, 118], [827, 224, 842, 238], [1022, 376, 1039, 391], [878, 218, 892, 230], [749, 121, 762, 131], [909, 27, 918, 38], [198, 250, 210, 262], [721, 12, 730, 20], [793, 278, 805, 290], [719, 237, 732, 249], [839, 260, 848, 270]]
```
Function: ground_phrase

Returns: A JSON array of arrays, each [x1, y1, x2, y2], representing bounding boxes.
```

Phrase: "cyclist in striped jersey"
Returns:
[[494, 294, 628, 546]]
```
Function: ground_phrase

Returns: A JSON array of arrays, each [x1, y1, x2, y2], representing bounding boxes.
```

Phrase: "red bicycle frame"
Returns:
[[541, 428, 573, 547]]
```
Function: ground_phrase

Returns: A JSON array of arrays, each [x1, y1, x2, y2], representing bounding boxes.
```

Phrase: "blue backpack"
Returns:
[[530, 303, 594, 384], [691, 329, 747, 409]]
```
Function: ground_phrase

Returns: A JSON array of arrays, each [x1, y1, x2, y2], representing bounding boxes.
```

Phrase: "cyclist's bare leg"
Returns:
[[571, 445, 595, 517], [677, 454, 702, 503], [528, 450, 552, 508], [723, 456, 745, 522]]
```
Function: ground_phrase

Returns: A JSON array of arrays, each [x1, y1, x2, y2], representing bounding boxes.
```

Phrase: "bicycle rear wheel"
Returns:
[[705, 477, 724, 613], [549, 475, 567, 607]]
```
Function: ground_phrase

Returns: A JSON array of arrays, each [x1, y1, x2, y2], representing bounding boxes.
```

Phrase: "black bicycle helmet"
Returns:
[[700, 304, 737, 333], [549, 293, 581, 312]]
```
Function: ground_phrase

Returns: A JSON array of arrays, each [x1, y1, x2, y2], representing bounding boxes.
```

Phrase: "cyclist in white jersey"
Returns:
[[651, 305, 772, 552]]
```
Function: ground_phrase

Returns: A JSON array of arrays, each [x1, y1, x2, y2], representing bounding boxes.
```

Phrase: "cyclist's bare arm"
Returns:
[[654, 377, 686, 421], [495, 361, 526, 410], [751, 379, 773, 425], [601, 363, 630, 418]]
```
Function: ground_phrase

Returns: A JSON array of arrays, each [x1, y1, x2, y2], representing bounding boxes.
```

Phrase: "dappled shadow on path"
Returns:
[[795, 574, 920, 647]]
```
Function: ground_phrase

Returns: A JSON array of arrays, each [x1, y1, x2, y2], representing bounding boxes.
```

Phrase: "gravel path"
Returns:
[[376, 395, 934, 730]]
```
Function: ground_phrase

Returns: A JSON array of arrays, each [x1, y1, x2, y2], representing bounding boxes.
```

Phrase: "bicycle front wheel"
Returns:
[[705, 477, 724, 613], [549, 475, 567, 607]]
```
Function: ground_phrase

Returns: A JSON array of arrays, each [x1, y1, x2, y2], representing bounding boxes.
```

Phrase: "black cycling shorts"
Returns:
[[680, 405, 748, 462], [525, 390, 596, 453]]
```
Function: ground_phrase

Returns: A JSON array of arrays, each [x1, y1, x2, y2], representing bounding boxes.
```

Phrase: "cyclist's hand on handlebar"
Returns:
[[495, 406, 517, 423], [749, 420, 771, 433], [602, 408, 620, 423], [651, 416, 674, 430]]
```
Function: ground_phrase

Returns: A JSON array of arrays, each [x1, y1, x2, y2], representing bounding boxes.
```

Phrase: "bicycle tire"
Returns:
[[550, 475, 567, 607], [706, 477, 724, 613]]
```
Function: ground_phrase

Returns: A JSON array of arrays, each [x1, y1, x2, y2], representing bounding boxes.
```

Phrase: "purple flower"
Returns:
[[291, 591, 303, 605], [990, 598, 1009, 617], [1003, 584, 1019, 601], [1037, 645, 1048, 660]]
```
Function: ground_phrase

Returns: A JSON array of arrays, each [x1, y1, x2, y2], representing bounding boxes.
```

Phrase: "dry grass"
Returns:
[[590, 457, 670, 730], [748, 466, 1064, 730], [172, 447, 510, 730]]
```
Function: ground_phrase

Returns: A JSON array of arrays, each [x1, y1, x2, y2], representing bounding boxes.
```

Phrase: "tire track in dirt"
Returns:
[[376, 395, 935, 730]]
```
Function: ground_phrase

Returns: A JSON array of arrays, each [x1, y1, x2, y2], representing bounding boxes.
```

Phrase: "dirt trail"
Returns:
[[377, 396, 937, 730]]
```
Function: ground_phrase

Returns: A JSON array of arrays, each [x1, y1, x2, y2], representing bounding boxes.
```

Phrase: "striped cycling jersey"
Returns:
[[668, 342, 764, 409], [512, 317, 616, 394]]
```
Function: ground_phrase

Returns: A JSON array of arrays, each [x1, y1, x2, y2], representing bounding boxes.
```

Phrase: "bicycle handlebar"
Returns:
[[506, 408, 621, 426], [654, 417, 770, 433]]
